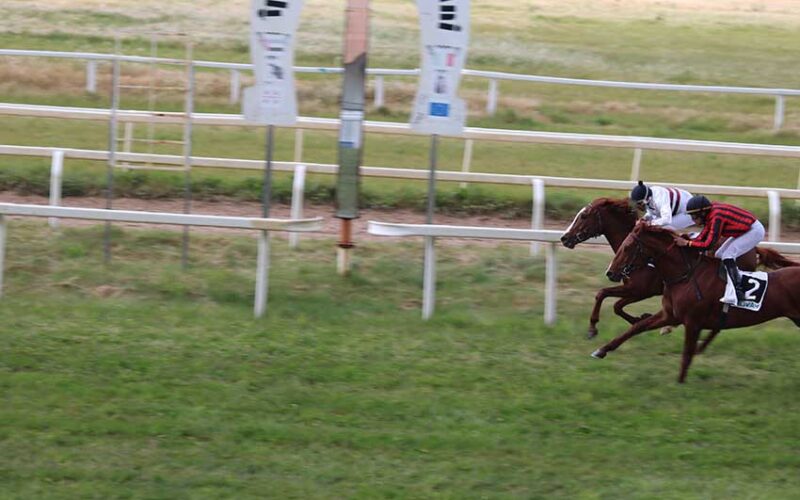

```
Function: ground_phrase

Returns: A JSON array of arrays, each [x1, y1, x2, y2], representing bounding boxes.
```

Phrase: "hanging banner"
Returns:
[[243, 0, 305, 125], [410, 0, 470, 136]]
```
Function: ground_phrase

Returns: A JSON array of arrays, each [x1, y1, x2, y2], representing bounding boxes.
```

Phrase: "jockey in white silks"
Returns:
[[629, 181, 694, 230]]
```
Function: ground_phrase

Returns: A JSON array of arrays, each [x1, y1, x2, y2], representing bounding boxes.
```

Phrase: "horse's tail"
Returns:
[[757, 247, 800, 270]]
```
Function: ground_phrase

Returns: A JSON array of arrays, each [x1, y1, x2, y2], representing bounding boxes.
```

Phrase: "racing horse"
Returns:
[[598, 222, 800, 383], [560, 198, 796, 339]]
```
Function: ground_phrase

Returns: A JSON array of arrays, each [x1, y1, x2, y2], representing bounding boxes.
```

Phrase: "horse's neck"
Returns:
[[603, 212, 635, 252], [655, 247, 712, 285]]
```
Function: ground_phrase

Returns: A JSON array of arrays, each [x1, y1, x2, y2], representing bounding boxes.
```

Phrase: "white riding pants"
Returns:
[[663, 213, 694, 231], [714, 220, 765, 260]]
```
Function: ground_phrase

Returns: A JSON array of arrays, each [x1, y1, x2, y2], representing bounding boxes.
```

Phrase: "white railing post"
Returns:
[[486, 79, 498, 115], [289, 164, 306, 249], [630, 148, 643, 181], [544, 242, 557, 325], [294, 128, 304, 164], [49, 150, 64, 229], [86, 60, 97, 94], [0, 215, 5, 297], [374, 75, 384, 108], [254, 230, 270, 317], [774, 95, 785, 131], [122, 122, 134, 153], [422, 236, 436, 320], [459, 138, 473, 189], [530, 178, 545, 256], [767, 190, 781, 242], [230, 69, 241, 105]]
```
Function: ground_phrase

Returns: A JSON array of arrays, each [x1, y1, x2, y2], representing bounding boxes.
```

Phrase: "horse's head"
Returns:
[[605, 221, 678, 282], [560, 198, 636, 249]]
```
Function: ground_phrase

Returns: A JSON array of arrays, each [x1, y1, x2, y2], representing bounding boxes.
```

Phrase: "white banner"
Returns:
[[243, 0, 305, 125], [410, 0, 470, 136]]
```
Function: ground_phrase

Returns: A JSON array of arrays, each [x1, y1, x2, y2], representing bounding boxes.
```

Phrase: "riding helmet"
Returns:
[[686, 195, 712, 213], [630, 180, 651, 202]]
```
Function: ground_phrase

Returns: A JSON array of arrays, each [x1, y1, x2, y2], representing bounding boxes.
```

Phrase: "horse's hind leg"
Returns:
[[696, 329, 721, 354], [592, 309, 678, 359]]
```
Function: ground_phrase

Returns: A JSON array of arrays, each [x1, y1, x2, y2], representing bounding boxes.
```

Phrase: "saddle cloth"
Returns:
[[721, 271, 768, 311]]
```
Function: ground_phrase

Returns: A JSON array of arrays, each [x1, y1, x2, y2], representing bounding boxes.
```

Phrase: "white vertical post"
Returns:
[[486, 79, 498, 115], [294, 128, 304, 164], [230, 69, 241, 105], [122, 122, 134, 153], [86, 60, 97, 94], [544, 242, 557, 325], [774, 95, 785, 131], [767, 190, 781, 242], [630, 148, 643, 181], [289, 165, 307, 249], [48, 150, 64, 229], [459, 139, 473, 189], [422, 236, 436, 320], [530, 178, 545, 256], [254, 230, 270, 318], [0, 215, 5, 298], [374, 75, 384, 108]]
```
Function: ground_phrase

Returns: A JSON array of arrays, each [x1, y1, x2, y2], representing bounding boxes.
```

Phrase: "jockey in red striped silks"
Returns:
[[675, 195, 766, 304], [629, 181, 694, 230]]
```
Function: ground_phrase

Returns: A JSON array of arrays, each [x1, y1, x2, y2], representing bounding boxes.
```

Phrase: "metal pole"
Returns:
[[86, 60, 97, 94], [774, 95, 785, 131], [530, 178, 545, 256], [544, 242, 557, 325], [459, 138, 473, 189], [630, 148, 642, 181], [49, 150, 64, 229], [104, 38, 121, 265], [767, 190, 781, 242], [426, 134, 438, 224], [289, 164, 307, 249], [422, 235, 436, 320], [181, 43, 195, 269], [254, 229, 270, 317], [263, 125, 274, 218]]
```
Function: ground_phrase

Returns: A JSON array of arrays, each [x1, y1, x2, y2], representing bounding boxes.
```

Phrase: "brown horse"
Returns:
[[597, 222, 800, 383], [560, 198, 796, 339]]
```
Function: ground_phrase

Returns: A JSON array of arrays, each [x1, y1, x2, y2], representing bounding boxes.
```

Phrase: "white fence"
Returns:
[[1, 49, 798, 128], [0, 203, 323, 317], [1, 138, 797, 243], [367, 221, 800, 324]]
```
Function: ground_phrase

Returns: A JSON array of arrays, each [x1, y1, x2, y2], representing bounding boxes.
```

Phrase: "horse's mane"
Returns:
[[637, 223, 678, 238], [594, 197, 635, 214]]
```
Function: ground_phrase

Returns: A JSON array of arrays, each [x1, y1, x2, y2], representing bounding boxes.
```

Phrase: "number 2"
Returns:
[[745, 278, 761, 301]]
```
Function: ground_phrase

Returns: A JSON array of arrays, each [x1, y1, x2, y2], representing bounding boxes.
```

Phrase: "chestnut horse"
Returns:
[[597, 222, 800, 383], [560, 198, 796, 339]]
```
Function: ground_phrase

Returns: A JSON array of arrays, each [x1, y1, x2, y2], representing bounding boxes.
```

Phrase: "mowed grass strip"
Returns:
[[1, 221, 799, 498]]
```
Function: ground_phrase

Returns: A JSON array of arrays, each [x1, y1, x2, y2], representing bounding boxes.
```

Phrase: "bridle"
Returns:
[[569, 204, 604, 245], [619, 231, 704, 298]]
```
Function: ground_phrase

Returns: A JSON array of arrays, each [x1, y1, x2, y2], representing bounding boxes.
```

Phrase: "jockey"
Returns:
[[675, 195, 765, 304], [629, 181, 694, 230]]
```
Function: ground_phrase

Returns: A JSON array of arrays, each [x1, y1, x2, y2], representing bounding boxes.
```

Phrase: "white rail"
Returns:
[[0, 203, 323, 317], [2, 143, 799, 241], [2, 49, 797, 126], [368, 221, 800, 324]]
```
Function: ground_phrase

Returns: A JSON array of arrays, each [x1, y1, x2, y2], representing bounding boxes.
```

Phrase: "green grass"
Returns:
[[1, 222, 800, 498]]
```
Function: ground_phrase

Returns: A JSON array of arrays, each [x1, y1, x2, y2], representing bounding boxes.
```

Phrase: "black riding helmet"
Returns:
[[630, 180, 651, 204], [686, 194, 712, 214]]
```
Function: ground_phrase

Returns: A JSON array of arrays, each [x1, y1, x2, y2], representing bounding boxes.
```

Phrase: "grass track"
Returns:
[[1, 222, 799, 498]]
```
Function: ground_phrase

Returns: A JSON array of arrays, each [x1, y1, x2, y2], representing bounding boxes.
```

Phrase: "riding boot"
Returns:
[[723, 258, 745, 304]]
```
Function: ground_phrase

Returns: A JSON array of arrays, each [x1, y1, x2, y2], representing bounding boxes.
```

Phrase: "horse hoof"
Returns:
[[587, 329, 598, 340], [591, 349, 606, 359], [660, 327, 673, 336]]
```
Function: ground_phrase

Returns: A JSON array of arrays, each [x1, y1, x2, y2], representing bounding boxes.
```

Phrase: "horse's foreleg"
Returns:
[[695, 329, 721, 354], [678, 325, 702, 383], [591, 309, 677, 359], [613, 297, 648, 324], [587, 285, 639, 339]]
